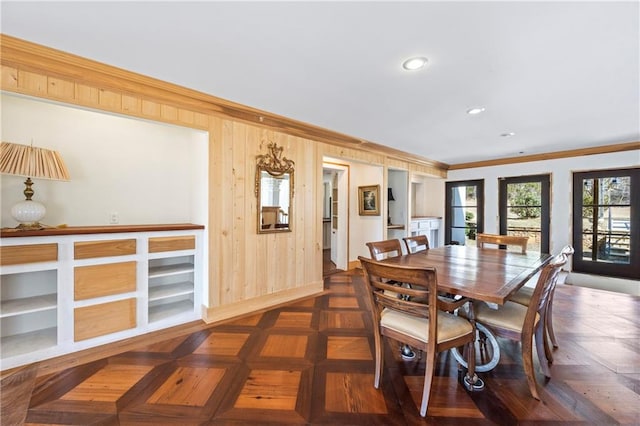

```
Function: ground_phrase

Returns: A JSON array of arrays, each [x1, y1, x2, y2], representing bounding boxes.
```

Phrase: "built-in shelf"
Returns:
[[0, 225, 203, 370], [148, 249, 196, 324], [388, 224, 405, 230], [149, 299, 194, 323], [1, 327, 57, 359], [0, 294, 57, 318], [148, 263, 195, 278], [149, 282, 194, 302]]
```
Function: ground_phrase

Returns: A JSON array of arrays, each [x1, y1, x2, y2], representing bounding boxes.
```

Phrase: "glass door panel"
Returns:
[[499, 175, 550, 253]]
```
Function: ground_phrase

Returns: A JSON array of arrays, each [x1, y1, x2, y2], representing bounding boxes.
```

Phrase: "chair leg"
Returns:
[[543, 307, 554, 364], [546, 292, 559, 349], [419, 347, 437, 417], [535, 322, 551, 378], [522, 333, 541, 400], [373, 332, 383, 388]]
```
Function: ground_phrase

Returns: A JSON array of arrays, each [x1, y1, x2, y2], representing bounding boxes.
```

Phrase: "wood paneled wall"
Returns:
[[0, 34, 446, 323]]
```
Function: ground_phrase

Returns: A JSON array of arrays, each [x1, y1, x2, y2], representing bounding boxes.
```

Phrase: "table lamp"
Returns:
[[387, 187, 395, 225], [0, 141, 70, 230]]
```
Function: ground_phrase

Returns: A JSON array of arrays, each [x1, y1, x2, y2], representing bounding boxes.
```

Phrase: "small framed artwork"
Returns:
[[358, 185, 380, 216]]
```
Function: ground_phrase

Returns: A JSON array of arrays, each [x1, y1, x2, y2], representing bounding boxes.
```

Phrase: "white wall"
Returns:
[[1, 94, 208, 227], [349, 162, 384, 261], [447, 150, 640, 267]]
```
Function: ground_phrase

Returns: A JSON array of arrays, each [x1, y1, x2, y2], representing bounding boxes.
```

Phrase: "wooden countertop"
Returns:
[[1, 223, 205, 238]]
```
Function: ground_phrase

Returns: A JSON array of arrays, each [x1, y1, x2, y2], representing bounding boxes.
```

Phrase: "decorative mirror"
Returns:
[[255, 142, 295, 233]]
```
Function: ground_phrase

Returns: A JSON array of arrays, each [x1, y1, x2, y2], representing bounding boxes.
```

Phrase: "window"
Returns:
[[499, 174, 550, 253], [572, 168, 639, 279], [445, 180, 484, 246]]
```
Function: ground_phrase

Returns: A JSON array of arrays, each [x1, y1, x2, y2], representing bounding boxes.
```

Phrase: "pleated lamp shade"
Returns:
[[0, 141, 70, 229]]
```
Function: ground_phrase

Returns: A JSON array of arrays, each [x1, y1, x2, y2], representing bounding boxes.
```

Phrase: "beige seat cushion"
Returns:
[[510, 286, 533, 306], [474, 301, 539, 333], [380, 309, 473, 344]]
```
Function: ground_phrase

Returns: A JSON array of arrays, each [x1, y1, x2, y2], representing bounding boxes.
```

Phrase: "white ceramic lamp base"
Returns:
[[11, 199, 46, 229]]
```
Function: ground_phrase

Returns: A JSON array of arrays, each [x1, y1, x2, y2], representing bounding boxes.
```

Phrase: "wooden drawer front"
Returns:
[[74, 298, 136, 341], [149, 236, 195, 253], [0, 243, 58, 266], [74, 261, 137, 300], [74, 239, 136, 259]]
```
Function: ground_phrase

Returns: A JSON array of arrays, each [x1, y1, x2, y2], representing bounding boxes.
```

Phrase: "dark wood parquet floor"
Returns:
[[9, 270, 640, 425]]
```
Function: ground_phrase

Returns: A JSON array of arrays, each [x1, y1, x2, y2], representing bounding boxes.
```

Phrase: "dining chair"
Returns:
[[366, 239, 417, 360], [476, 233, 528, 254], [358, 256, 477, 417], [403, 234, 430, 254], [510, 245, 574, 361], [471, 252, 568, 400]]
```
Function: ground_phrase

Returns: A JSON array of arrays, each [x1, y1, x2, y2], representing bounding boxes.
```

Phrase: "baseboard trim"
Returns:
[[202, 281, 324, 324], [565, 272, 639, 296]]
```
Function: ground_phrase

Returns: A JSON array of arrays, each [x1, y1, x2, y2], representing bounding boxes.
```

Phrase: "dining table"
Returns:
[[379, 244, 554, 390], [382, 244, 553, 305]]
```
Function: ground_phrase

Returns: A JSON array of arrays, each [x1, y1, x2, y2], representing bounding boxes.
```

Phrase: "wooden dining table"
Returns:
[[381, 244, 553, 305]]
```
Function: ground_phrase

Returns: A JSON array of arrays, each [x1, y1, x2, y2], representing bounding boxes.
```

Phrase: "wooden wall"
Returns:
[[0, 34, 447, 323]]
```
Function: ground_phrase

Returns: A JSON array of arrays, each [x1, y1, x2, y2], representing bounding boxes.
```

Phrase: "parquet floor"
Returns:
[[13, 270, 640, 425]]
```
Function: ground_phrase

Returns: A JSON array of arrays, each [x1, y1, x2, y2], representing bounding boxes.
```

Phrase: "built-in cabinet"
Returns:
[[410, 217, 442, 249], [0, 224, 204, 371]]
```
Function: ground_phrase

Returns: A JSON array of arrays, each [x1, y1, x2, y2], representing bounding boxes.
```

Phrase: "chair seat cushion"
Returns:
[[380, 309, 473, 344], [474, 301, 539, 333], [510, 286, 533, 306]]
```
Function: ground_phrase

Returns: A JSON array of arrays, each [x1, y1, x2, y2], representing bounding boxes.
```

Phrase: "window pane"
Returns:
[[507, 182, 541, 206], [582, 179, 595, 205], [582, 233, 594, 260]]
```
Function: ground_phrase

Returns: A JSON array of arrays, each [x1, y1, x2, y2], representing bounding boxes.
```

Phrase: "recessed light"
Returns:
[[402, 56, 428, 71], [467, 107, 486, 115], [501, 132, 516, 137]]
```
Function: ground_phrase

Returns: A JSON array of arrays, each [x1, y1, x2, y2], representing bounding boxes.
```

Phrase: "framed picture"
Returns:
[[358, 185, 380, 216]]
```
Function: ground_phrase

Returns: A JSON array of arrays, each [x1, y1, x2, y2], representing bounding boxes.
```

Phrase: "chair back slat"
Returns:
[[359, 256, 437, 321], [403, 235, 430, 254], [366, 239, 403, 260], [477, 233, 528, 254]]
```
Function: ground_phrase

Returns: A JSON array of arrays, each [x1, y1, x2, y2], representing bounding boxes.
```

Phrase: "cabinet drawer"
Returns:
[[429, 220, 440, 230], [74, 298, 136, 341], [149, 236, 195, 253], [74, 239, 136, 259], [0, 243, 58, 266], [74, 261, 136, 300]]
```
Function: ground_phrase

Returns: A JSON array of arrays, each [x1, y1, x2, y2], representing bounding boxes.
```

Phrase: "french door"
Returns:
[[572, 168, 639, 279], [499, 174, 550, 253], [445, 180, 484, 246]]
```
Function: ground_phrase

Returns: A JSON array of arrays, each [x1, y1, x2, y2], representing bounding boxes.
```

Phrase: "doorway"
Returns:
[[499, 174, 550, 253], [323, 162, 348, 278]]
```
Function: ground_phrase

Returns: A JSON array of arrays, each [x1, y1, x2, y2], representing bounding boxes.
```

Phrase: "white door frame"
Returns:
[[323, 161, 349, 271]]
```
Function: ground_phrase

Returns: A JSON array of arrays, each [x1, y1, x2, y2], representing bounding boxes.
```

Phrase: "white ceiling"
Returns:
[[2, 1, 638, 166]]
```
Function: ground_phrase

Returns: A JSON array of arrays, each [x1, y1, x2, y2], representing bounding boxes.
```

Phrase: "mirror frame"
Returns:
[[255, 142, 295, 234]]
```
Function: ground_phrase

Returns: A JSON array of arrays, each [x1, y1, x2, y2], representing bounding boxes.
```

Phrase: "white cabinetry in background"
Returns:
[[410, 217, 442, 248], [0, 225, 204, 370]]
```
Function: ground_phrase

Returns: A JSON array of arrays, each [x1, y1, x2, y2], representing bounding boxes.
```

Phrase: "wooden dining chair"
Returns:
[[476, 233, 528, 254], [366, 239, 418, 359], [403, 235, 430, 254], [358, 256, 477, 417], [510, 245, 574, 361], [471, 253, 568, 400]]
